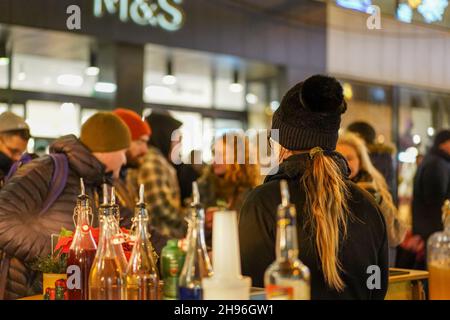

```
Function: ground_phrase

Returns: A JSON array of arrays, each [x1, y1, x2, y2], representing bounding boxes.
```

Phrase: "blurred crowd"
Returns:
[[0, 74, 448, 299]]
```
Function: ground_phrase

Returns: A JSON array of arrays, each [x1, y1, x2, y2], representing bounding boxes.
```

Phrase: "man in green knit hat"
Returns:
[[0, 112, 131, 300]]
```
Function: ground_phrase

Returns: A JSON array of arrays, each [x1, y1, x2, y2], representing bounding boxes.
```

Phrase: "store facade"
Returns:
[[1, 0, 449, 203], [0, 0, 327, 159]]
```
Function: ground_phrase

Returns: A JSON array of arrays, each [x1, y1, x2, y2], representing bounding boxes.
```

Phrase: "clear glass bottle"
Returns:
[[109, 187, 129, 273], [427, 199, 450, 300], [88, 185, 126, 300], [178, 182, 213, 300], [264, 180, 310, 300], [125, 184, 159, 300], [67, 178, 97, 300]]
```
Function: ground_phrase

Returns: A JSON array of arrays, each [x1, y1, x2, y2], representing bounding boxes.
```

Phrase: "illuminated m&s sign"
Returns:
[[94, 0, 185, 31]]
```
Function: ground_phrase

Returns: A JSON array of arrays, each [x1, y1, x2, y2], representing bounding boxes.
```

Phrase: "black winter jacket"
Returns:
[[0, 135, 109, 299], [239, 153, 388, 300], [413, 147, 450, 242]]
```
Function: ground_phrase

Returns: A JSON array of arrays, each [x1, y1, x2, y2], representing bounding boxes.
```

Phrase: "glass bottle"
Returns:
[[161, 239, 185, 300], [264, 180, 310, 300], [178, 182, 213, 300], [125, 184, 160, 300], [109, 186, 129, 273], [67, 178, 97, 300], [427, 199, 450, 300], [88, 185, 126, 300]]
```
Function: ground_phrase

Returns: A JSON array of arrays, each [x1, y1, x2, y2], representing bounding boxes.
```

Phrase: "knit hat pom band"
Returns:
[[271, 75, 346, 151]]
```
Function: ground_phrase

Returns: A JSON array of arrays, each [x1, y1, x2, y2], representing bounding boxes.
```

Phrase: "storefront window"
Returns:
[[0, 103, 25, 117], [339, 81, 393, 143], [214, 119, 245, 137], [26, 100, 80, 138], [214, 64, 245, 111], [143, 45, 213, 108], [81, 108, 100, 125], [397, 86, 450, 224], [12, 54, 97, 97], [169, 110, 204, 162], [0, 62, 7, 88]]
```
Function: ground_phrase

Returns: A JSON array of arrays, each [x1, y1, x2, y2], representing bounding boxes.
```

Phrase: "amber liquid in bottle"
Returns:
[[427, 200, 450, 300], [428, 264, 450, 299], [126, 185, 159, 300], [89, 258, 124, 300], [88, 185, 126, 300], [67, 178, 97, 300]]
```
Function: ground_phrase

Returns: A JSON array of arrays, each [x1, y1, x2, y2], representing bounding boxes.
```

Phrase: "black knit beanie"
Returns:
[[271, 74, 347, 151]]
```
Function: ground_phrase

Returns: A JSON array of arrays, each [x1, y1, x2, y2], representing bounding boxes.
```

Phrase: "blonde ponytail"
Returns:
[[301, 149, 350, 292]]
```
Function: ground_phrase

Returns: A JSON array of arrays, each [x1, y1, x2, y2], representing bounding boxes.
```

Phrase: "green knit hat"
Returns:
[[80, 112, 131, 152]]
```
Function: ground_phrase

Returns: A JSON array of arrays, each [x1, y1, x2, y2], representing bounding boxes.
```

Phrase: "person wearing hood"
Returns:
[[146, 112, 200, 205], [0, 112, 31, 188], [126, 112, 187, 239], [239, 75, 388, 299], [0, 112, 130, 299]]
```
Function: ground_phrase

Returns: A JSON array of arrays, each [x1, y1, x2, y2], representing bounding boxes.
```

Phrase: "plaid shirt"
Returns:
[[127, 146, 186, 238]]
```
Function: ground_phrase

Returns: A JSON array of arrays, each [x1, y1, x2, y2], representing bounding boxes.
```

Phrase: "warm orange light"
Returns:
[[343, 83, 353, 100], [408, 0, 422, 9]]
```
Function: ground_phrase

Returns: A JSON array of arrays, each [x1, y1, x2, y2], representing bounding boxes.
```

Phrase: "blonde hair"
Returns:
[[215, 133, 261, 188], [279, 146, 350, 292], [338, 133, 395, 209]]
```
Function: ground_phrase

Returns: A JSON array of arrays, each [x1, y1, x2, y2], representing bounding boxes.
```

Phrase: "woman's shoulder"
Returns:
[[240, 180, 281, 215]]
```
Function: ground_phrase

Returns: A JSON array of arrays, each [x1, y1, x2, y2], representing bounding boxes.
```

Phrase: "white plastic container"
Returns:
[[202, 210, 251, 300]]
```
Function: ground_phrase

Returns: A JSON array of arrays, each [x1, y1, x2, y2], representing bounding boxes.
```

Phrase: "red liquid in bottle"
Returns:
[[67, 247, 97, 300]]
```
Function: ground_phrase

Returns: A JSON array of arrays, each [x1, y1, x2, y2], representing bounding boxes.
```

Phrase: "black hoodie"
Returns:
[[146, 112, 199, 204], [238, 153, 388, 300]]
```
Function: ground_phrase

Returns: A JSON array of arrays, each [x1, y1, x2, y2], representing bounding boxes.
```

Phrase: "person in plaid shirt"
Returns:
[[127, 112, 187, 239]]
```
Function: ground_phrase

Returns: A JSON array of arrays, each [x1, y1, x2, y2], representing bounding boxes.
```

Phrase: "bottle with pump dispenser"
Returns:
[[88, 185, 126, 300], [178, 182, 213, 300], [125, 185, 160, 300], [66, 178, 97, 300], [264, 180, 310, 300]]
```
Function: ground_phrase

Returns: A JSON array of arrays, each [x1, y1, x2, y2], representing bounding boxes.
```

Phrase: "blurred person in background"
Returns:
[[347, 121, 396, 195], [412, 130, 450, 255], [127, 112, 187, 239], [113, 108, 168, 255], [197, 133, 261, 247], [0, 112, 130, 299], [0, 112, 31, 187], [149, 112, 199, 206], [188, 149, 205, 176], [112, 108, 151, 226], [337, 133, 407, 266], [239, 75, 388, 299]]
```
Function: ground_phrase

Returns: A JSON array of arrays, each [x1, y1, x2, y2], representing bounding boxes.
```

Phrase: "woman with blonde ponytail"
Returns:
[[239, 75, 389, 299]]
